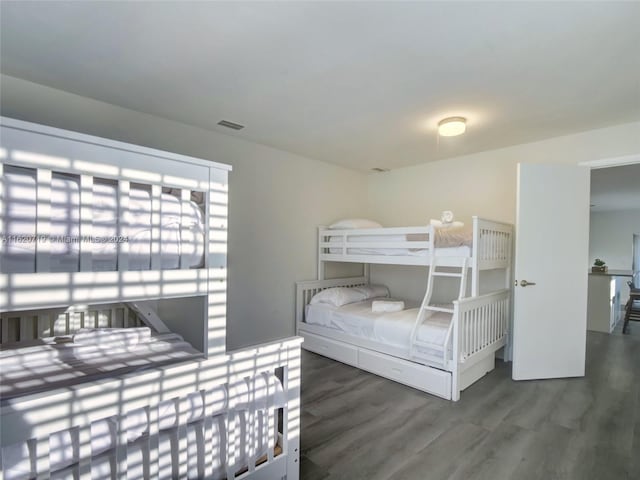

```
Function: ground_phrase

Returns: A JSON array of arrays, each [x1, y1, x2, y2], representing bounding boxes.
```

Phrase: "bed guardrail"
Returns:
[[1, 336, 303, 480], [453, 288, 510, 364]]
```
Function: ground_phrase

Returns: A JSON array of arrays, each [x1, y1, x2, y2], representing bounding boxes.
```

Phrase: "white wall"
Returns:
[[368, 122, 640, 300], [589, 210, 640, 271], [3, 74, 639, 343], [0, 75, 368, 349]]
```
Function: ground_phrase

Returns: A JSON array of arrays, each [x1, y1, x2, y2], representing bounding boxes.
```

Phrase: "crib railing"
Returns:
[[0, 336, 303, 480], [0, 303, 144, 345], [1, 162, 207, 275]]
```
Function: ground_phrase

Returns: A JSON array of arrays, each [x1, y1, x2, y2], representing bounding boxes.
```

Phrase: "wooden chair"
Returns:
[[622, 281, 640, 334]]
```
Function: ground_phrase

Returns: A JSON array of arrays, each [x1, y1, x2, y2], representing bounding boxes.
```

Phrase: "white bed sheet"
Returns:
[[1, 167, 205, 273], [305, 298, 453, 351]]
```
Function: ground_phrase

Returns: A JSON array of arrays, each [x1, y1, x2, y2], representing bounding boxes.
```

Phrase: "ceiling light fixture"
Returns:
[[217, 120, 245, 130], [438, 117, 466, 137]]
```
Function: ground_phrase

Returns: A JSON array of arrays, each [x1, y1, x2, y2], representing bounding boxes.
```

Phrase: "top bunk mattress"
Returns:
[[326, 226, 472, 257], [1, 167, 206, 273]]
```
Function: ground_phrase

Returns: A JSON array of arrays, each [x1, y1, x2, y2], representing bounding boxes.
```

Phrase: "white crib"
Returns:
[[0, 117, 302, 479]]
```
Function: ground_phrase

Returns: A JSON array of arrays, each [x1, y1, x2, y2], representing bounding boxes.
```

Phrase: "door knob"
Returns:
[[520, 280, 536, 287]]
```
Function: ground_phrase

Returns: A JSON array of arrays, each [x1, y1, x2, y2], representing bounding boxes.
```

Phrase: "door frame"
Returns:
[[579, 153, 640, 170], [505, 153, 640, 363]]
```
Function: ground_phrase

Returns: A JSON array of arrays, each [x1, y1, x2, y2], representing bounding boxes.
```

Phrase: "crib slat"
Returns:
[[179, 188, 191, 269], [225, 413, 237, 480], [115, 415, 128, 479], [79, 174, 93, 271], [150, 184, 162, 270], [148, 405, 160, 480], [52, 312, 65, 336], [176, 396, 189, 479], [19, 315, 32, 342], [203, 390, 216, 479], [98, 309, 109, 328], [36, 168, 52, 272], [247, 385, 257, 473], [37, 314, 50, 338], [34, 436, 51, 479], [77, 424, 92, 479], [117, 180, 130, 271], [69, 311, 82, 334], [112, 307, 120, 328]]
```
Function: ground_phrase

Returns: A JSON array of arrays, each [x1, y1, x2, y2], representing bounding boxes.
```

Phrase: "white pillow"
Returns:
[[329, 218, 382, 229], [309, 287, 367, 307], [353, 284, 390, 299]]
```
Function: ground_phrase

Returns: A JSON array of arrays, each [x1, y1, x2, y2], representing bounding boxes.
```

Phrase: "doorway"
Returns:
[[588, 163, 640, 335]]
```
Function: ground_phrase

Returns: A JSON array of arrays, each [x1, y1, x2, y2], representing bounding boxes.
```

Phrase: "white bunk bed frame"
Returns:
[[0, 117, 302, 480], [297, 218, 512, 401]]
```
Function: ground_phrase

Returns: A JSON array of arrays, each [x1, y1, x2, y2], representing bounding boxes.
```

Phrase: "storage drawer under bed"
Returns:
[[301, 331, 358, 367], [358, 348, 452, 400]]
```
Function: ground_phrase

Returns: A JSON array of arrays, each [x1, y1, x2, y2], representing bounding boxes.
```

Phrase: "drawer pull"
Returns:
[[391, 367, 402, 374], [320, 345, 328, 350]]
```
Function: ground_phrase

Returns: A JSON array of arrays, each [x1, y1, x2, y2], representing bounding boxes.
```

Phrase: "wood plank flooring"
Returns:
[[300, 328, 640, 480]]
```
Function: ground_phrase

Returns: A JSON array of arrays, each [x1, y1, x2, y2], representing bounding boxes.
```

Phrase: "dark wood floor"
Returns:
[[300, 327, 640, 480]]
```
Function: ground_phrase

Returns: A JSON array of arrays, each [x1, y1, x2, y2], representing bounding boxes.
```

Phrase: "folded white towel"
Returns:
[[72, 327, 151, 347], [441, 210, 454, 223], [372, 300, 405, 313]]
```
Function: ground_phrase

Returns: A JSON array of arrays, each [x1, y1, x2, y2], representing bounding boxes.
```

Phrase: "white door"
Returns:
[[512, 163, 590, 380]]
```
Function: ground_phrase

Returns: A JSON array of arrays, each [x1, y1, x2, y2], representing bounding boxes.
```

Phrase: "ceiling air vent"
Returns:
[[217, 120, 245, 131]]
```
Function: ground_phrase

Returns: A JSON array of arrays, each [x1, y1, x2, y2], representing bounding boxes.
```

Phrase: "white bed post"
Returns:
[[317, 227, 325, 280], [0, 162, 4, 273], [451, 303, 461, 402], [285, 341, 302, 480], [471, 216, 480, 297]]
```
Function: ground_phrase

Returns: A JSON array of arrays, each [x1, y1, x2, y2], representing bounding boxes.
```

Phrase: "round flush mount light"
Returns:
[[438, 117, 466, 137]]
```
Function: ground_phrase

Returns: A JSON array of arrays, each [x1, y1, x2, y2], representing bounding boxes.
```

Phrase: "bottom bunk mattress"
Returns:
[[0, 329, 201, 400], [304, 298, 453, 363]]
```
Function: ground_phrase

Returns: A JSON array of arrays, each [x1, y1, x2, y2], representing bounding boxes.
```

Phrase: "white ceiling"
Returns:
[[591, 163, 640, 212], [1, 1, 639, 171]]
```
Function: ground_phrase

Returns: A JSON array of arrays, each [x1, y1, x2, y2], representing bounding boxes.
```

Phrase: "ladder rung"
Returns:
[[432, 272, 464, 278], [423, 306, 454, 314]]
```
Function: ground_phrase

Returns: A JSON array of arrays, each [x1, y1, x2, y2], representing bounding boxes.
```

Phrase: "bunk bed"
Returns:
[[0, 117, 302, 480], [297, 218, 512, 401]]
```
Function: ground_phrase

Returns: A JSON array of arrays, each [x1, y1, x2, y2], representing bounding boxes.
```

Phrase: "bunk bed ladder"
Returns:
[[409, 257, 469, 364]]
